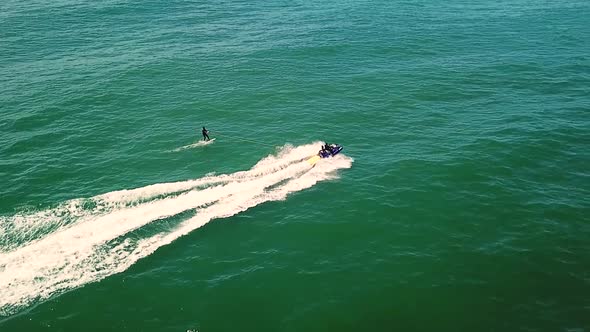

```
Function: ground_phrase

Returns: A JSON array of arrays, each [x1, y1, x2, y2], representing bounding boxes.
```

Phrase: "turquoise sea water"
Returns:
[[1, 0, 589, 331]]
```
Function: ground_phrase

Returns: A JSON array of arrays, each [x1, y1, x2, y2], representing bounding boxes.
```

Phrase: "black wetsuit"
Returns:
[[202, 128, 210, 141]]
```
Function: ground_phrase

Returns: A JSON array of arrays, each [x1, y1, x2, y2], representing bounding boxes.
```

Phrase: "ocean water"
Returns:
[[1, 0, 589, 331]]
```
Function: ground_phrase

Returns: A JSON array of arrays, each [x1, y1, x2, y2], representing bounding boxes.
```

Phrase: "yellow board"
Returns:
[[307, 155, 321, 165]]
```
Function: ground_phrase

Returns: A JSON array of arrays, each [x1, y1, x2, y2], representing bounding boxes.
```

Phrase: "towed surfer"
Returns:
[[202, 127, 211, 141]]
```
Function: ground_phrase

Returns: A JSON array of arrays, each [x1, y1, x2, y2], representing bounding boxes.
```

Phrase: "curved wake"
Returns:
[[0, 142, 352, 317]]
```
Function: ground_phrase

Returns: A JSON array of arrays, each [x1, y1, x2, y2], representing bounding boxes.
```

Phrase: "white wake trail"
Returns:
[[170, 138, 216, 152], [0, 143, 320, 252], [103, 155, 353, 273], [0, 143, 352, 317], [98, 142, 319, 204]]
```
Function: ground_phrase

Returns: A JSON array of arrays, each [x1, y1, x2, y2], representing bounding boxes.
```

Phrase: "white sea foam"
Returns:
[[0, 142, 352, 317], [170, 138, 216, 152]]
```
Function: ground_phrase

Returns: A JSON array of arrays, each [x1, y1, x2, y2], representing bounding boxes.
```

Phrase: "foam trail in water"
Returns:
[[101, 155, 353, 272], [170, 138, 216, 152], [0, 142, 352, 317], [98, 143, 320, 204], [0, 143, 321, 252]]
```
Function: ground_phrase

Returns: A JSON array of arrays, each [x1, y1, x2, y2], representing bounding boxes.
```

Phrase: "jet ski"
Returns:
[[318, 143, 343, 158]]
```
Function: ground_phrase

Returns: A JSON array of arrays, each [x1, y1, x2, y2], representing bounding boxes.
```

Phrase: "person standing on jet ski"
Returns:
[[202, 127, 210, 141]]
